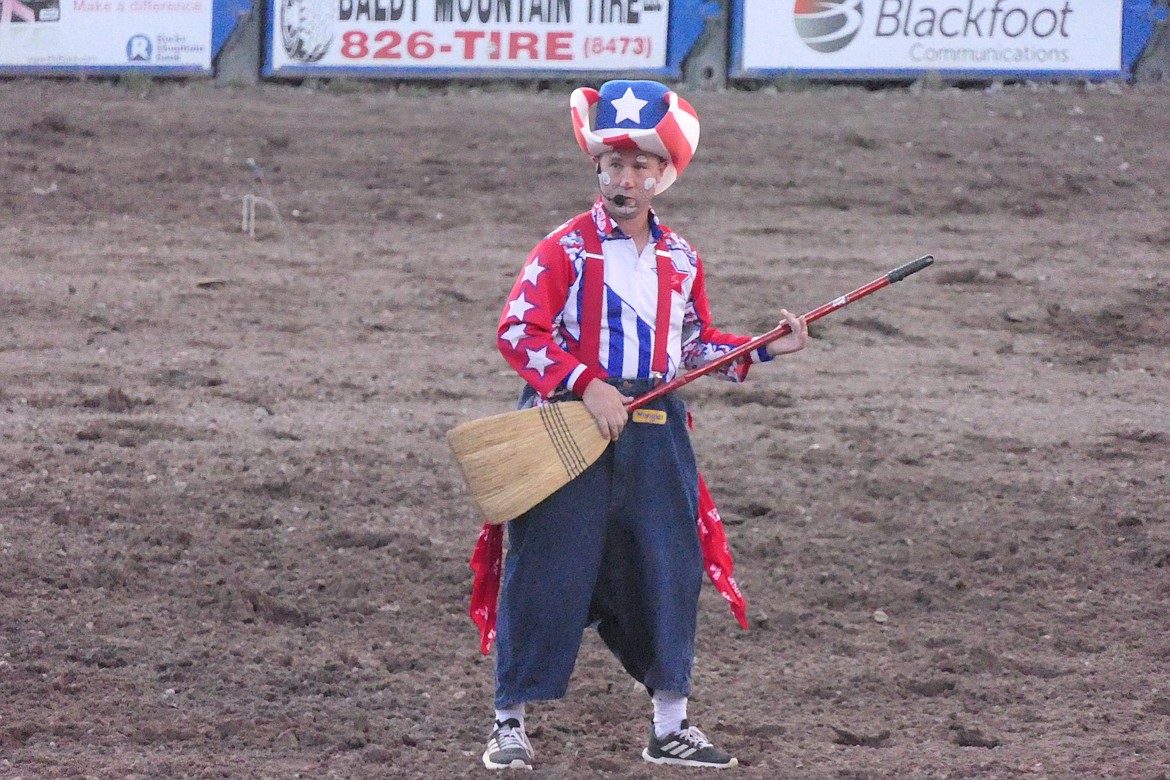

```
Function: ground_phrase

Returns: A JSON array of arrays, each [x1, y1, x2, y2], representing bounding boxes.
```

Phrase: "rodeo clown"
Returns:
[[469, 80, 809, 770]]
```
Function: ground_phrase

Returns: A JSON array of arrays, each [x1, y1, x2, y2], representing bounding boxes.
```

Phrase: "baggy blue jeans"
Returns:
[[494, 380, 702, 708]]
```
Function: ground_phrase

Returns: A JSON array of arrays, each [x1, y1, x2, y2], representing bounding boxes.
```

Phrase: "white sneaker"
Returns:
[[642, 719, 738, 768], [482, 718, 534, 770]]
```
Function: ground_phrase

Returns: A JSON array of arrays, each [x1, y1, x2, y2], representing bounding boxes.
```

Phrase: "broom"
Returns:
[[448, 254, 934, 524]]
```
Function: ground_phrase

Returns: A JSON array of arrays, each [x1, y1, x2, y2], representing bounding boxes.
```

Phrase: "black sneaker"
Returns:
[[482, 718, 534, 770], [642, 719, 738, 768]]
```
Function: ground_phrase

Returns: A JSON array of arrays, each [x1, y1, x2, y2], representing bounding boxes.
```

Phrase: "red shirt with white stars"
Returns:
[[497, 200, 766, 400]]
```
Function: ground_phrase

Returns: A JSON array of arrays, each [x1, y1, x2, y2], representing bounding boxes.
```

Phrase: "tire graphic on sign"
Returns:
[[793, 0, 863, 54], [281, 0, 334, 62]]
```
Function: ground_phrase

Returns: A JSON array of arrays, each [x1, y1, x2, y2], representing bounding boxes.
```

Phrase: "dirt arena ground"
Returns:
[[1, 76, 1168, 779]]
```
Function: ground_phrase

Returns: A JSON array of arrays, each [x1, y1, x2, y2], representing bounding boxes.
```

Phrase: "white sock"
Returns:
[[495, 705, 525, 730], [652, 691, 688, 739]]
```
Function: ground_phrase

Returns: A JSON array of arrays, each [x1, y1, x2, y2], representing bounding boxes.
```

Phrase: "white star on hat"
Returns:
[[611, 87, 648, 124]]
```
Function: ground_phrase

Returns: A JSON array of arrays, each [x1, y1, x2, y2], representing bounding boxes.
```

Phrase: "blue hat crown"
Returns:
[[594, 80, 670, 133]]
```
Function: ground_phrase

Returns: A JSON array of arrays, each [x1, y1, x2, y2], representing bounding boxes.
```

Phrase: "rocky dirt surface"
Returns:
[[1, 77, 1169, 779]]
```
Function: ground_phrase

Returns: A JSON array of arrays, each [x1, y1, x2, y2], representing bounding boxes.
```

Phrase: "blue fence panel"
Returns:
[[213, 0, 256, 58], [1122, 0, 1169, 76]]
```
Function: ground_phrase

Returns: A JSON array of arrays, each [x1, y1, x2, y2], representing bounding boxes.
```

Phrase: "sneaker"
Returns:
[[482, 718, 534, 770], [642, 719, 738, 768]]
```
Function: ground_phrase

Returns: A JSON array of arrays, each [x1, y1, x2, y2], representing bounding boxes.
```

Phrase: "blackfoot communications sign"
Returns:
[[735, 0, 1123, 78], [269, 0, 670, 75]]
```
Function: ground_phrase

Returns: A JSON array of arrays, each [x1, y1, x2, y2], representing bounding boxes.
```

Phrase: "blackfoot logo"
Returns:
[[794, 0, 864, 53]]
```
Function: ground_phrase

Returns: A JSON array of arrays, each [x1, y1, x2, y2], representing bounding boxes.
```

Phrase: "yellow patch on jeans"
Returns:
[[631, 409, 667, 425]]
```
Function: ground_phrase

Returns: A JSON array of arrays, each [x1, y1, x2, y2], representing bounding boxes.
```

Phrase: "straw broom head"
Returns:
[[446, 401, 608, 525]]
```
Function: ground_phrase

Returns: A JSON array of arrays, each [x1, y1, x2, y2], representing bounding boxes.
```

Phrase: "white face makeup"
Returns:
[[596, 150, 666, 219]]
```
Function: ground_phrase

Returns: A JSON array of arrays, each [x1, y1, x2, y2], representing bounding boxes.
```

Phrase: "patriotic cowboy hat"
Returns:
[[570, 80, 700, 195]]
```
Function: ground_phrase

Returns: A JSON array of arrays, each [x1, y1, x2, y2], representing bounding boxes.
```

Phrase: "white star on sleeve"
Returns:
[[611, 87, 649, 124], [505, 292, 535, 321], [524, 347, 556, 376], [520, 260, 546, 287], [500, 323, 527, 349]]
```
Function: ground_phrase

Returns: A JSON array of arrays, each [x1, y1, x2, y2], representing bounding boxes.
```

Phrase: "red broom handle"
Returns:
[[627, 255, 934, 411]]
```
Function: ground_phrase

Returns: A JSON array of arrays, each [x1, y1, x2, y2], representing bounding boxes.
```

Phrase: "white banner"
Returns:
[[740, 0, 1122, 74], [0, 0, 212, 70], [270, 0, 670, 72]]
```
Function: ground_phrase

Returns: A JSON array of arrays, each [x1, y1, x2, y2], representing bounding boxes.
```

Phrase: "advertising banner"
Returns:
[[267, 0, 671, 77], [0, 0, 213, 73], [733, 0, 1124, 79]]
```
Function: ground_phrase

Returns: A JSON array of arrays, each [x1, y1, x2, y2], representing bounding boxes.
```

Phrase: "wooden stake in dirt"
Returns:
[[448, 255, 934, 525]]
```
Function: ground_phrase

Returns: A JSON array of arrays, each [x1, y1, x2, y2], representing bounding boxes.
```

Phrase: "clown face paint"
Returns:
[[596, 150, 666, 220]]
